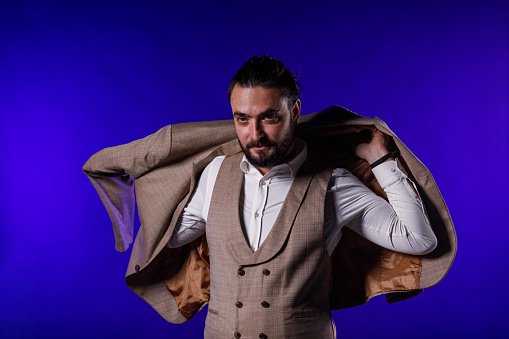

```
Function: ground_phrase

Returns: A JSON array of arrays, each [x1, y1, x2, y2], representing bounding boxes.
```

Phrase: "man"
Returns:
[[84, 56, 454, 338], [165, 55, 436, 338]]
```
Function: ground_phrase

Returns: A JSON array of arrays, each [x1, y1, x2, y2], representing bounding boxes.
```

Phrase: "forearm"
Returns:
[[166, 156, 223, 248], [359, 161, 436, 254], [166, 212, 206, 248], [166, 183, 207, 248], [333, 163, 437, 255]]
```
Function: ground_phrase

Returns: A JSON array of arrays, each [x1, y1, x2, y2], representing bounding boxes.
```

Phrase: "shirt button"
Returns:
[[234, 332, 241, 339], [236, 302, 243, 308], [390, 168, 396, 172], [255, 212, 259, 218], [260, 180, 266, 185], [259, 334, 268, 339], [238, 268, 245, 276], [261, 301, 270, 308], [262, 269, 270, 276]]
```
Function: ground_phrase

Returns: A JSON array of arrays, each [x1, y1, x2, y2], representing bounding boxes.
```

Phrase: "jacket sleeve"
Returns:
[[82, 125, 173, 252], [82, 119, 239, 253]]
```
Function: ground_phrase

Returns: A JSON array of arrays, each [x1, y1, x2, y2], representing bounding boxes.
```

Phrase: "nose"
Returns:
[[249, 120, 265, 141]]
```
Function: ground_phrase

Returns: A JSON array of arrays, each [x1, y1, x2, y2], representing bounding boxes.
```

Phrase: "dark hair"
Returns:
[[227, 55, 300, 109]]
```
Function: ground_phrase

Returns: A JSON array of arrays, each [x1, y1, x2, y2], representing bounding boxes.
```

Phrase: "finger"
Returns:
[[355, 126, 376, 133]]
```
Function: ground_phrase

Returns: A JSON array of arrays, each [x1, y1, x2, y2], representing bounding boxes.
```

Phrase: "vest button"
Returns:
[[262, 269, 270, 276], [238, 268, 245, 276], [236, 302, 243, 308], [135, 265, 140, 272], [234, 332, 241, 339], [261, 301, 270, 308], [259, 334, 267, 339]]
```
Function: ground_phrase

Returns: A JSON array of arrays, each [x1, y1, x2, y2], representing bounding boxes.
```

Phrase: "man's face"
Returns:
[[230, 85, 300, 173]]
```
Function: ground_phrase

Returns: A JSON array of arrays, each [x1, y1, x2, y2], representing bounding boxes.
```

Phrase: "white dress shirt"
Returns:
[[167, 138, 437, 256]]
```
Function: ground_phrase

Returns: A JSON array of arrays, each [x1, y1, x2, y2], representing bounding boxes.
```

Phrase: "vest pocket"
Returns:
[[205, 306, 228, 338], [288, 307, 323, 319], [208, 307, 223, 318]]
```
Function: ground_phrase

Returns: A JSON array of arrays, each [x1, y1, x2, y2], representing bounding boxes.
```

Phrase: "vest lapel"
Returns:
[[221, 153, 255, 260], [222, 154, 318, 266]]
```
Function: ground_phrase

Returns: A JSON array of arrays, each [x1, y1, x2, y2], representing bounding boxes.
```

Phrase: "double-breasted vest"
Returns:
[[206, 153, 334, 338]]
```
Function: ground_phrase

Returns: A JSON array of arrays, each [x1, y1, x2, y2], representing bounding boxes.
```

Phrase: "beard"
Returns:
[[239, 124, 294, 168]]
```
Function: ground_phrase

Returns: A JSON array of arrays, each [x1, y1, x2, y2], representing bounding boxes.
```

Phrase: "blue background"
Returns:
[[1, 1, 508, 338]]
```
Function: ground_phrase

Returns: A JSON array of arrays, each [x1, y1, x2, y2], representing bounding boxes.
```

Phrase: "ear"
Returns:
[[292, 99, 301, 125]]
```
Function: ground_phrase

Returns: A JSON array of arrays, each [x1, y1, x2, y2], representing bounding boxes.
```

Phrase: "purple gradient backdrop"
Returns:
[[1, 1, 508, 338]]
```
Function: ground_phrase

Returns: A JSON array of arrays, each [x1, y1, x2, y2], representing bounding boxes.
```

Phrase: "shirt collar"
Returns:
[[240, 138, 308, 178]]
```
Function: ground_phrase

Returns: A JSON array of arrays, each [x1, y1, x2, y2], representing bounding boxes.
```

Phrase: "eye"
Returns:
[[264, 114, 279, 122], [235, 116, 248, 125]]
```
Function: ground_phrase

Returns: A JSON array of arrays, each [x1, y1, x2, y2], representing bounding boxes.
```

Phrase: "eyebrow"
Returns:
[[233, 108, 281, 118]]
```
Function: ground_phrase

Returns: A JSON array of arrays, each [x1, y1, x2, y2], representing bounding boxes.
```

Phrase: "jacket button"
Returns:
[[261, 301, 270, 308], [259, 334, 267, 339], [238, 268, 245, 276], [234, 332, 241, 338], [135, 265, 140, 272], [262, 269, 270, 276], [236, 302, 243, 308]]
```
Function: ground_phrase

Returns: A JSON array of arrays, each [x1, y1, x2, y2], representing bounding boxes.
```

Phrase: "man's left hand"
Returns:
[[355, 130, 391, 165]]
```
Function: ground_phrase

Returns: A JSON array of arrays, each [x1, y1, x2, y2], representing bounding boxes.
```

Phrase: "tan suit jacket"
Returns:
[[83, 106, 456, 323]]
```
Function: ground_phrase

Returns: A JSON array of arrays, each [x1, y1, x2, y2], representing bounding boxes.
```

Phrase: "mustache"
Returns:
[[245, 138, 276, 149]]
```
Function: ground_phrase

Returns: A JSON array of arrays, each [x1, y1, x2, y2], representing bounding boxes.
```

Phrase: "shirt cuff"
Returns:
[[371, 160, 406, 188]]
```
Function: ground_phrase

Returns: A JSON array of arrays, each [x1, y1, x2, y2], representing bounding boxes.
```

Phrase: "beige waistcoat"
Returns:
[[82, 106, 457, 326], [205, 153, 334, 338]]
